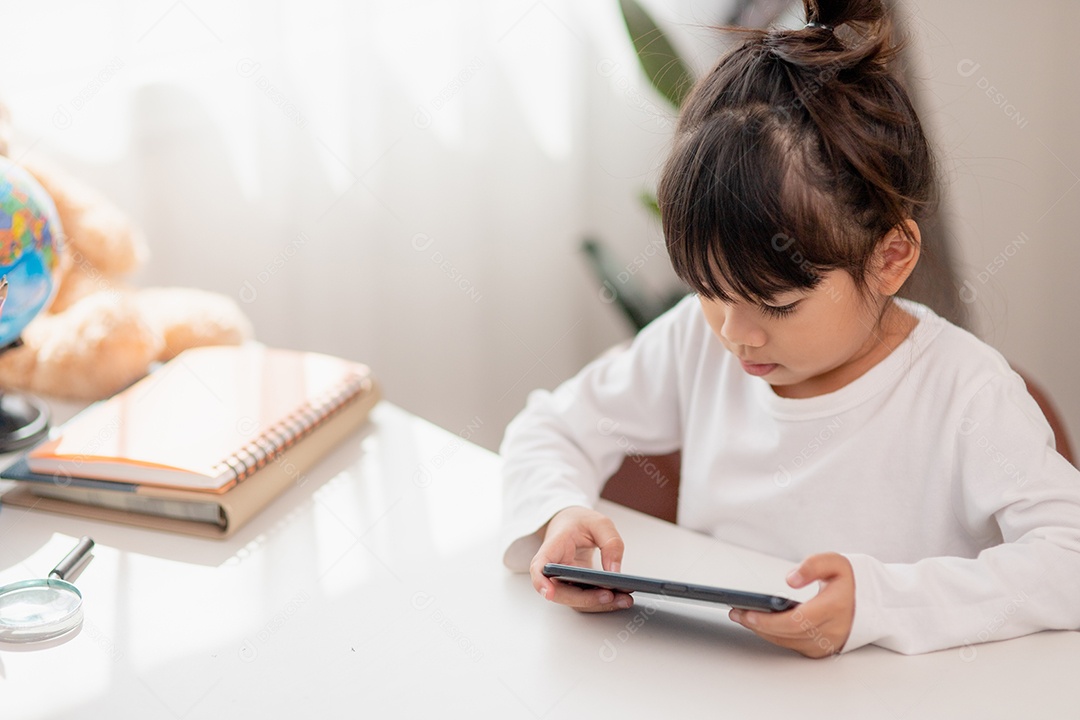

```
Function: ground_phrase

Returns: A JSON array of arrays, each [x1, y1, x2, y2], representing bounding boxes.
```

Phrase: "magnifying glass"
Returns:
[[0, 536, 95, 643]]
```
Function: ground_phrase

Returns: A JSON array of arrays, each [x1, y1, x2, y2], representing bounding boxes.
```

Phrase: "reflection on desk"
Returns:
[[0, 402, 1075, 719]]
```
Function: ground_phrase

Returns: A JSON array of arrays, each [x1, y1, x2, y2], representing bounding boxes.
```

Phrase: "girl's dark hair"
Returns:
[[658, 0, 936, 304]]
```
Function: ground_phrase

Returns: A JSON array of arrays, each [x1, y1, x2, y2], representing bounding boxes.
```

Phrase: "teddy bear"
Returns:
[[0, 105, 253, 400]]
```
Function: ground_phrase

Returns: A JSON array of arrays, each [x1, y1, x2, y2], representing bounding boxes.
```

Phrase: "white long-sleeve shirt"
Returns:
[[500, 295, 1080, 654]]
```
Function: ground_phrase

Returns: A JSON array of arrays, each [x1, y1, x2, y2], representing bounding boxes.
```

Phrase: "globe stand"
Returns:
[[0, 338, 50, 453], [0, 391, 49, 453]]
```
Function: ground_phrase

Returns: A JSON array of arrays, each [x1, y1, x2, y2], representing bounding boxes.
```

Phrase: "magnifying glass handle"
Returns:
[[49, 536, 95, 581]]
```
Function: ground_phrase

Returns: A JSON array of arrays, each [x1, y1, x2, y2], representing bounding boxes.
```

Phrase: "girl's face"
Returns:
[[698, 270, 913, 399]]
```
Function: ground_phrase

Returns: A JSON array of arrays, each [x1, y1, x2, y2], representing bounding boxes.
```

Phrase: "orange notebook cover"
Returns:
[[2, 391, 378, 538], [27, 344, 375, 493]]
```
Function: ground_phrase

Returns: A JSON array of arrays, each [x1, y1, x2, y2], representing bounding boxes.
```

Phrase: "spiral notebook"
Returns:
[[26, 344, 377, 493], [0, 392, 376, 538]]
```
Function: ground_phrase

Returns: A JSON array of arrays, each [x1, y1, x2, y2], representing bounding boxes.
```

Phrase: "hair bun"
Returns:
[[764, 0, 898, 75], [806, 0, 886, 29]]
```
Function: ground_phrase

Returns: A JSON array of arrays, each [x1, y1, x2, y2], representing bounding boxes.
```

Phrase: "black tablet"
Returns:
[[542, 563, 799, 612]]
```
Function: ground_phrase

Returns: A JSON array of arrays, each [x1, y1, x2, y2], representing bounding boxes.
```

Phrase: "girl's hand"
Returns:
[[529, 506, 634, 613], [729, 553, 855, 658]]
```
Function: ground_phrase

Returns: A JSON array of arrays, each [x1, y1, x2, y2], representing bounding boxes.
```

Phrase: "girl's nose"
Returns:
[[720, 306, 766, 348]]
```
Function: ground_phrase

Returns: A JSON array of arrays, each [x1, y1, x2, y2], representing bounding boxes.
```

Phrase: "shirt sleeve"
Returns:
[[500, 297, 692, 571], [843, 372, 1080, 654]]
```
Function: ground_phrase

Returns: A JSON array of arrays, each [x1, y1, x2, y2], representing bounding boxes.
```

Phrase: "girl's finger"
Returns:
[[549, 584, 633, 612], [788, 552, 849, 588]]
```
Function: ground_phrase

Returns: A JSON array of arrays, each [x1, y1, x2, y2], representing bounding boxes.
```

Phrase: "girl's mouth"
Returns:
[[740, 360, 779, 377]]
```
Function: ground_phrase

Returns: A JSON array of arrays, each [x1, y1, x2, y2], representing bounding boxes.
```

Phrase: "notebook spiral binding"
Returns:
[[212, 372, 373, 484]]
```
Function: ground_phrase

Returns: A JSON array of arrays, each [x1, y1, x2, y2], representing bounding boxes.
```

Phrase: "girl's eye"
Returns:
[[760, 301, 800, 319]]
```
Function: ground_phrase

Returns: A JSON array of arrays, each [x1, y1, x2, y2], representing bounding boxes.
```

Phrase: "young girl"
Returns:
[[500, 0, 1080, 657]]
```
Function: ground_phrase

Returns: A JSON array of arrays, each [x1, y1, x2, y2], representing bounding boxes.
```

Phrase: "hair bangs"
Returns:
[[661, 107, 833, 304]]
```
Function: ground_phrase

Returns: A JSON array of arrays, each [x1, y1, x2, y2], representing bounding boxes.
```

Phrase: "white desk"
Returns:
[[0, 402, 1076, 719]]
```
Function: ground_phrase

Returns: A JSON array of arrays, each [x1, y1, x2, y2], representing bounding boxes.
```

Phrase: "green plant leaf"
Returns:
[[639, 190, 661, 219], [617, 0, 695, 108]]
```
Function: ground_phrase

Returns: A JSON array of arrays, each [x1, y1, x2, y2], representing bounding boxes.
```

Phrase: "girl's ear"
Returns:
[[872, 219, 921, 296]]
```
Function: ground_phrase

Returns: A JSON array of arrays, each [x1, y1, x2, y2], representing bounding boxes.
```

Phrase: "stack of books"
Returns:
[[0, 344, 380, 538]]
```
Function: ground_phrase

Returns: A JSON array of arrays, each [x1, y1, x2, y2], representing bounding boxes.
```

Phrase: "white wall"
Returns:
[[905, 1, 1080, 454]]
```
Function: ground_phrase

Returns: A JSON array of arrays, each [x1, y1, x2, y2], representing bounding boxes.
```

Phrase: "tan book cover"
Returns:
[[2, 347, 380, 538], [27, 344, 374, 492]]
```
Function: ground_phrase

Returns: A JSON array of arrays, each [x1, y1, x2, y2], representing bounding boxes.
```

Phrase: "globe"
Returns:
[[0, 158, 62, 450], [0, 160, 61, 347]]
